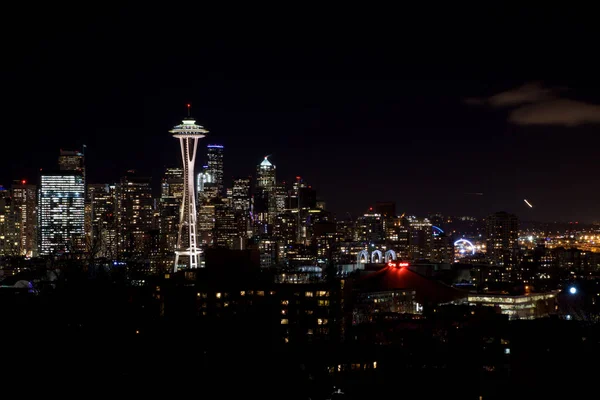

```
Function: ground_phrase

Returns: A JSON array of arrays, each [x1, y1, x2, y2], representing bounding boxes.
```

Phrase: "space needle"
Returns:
[[170, 104, 208, 271]]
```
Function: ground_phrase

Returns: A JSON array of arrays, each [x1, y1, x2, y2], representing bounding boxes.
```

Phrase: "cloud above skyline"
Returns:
[[465, 82, 600, 126]]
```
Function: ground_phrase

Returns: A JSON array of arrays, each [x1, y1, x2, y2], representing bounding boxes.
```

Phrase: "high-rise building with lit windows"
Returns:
[[486, 211, 519, 269], [11, 180, 37, 257], [207, 144, 224, 195], [117, 171, 153, 256], [0, 187, 19, 256], [38, 171, 85, 255], [58, 149, 85, 173], [232, 177, 251, 213], [87, 183, 117, 259], [161, 167, 184, 199], [256, 156, 277, 224]]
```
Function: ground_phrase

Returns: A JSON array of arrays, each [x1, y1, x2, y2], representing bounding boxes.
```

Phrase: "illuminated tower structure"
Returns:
[[170, 105, 208, 271]]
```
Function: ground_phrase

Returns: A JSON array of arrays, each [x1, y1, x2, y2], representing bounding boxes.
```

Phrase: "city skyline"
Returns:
[[3, 7, 600, 223]]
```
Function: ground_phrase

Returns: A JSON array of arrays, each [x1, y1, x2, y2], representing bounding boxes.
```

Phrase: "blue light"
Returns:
[[207, 144, 223, 148], [569, 287, 577, 295], [432, 225, 444, 234]]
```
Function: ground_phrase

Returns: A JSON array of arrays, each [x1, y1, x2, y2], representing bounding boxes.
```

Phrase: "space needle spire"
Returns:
[[169, 104, 208, 271]]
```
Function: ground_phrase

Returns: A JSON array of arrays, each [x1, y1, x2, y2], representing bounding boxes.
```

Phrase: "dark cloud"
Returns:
[[464, 81, 555, 107], [465, 81, 600, 126], [488, 82, 555, 107], [509, 98, 600, 126]]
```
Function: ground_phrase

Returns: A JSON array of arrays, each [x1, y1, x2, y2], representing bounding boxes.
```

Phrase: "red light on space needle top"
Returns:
[[21, 180, 26, 184]]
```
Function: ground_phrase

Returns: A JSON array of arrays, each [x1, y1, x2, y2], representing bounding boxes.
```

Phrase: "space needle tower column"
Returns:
[[170, 104, 208, 272]]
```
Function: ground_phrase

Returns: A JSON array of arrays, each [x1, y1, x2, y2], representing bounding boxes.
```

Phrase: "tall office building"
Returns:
[[207, 144, 224, 195], [158, 167, 184, 265], [38, 171, 85, 255], [11, 180, 37, 257], [87, 183, 117, 259], [256, 156, 277, 224], [58, 149, 85, 173], [257, 156, 276, 188], [232, 177, 252, 239], [117, 171, 153, 257], [170, 109, 207, 270], [161, 167, 184, 199], [158, 195, 180, 257], [407, 216, 432, 260], [0, 187, 19, 256], [214, 200, 237, 249], [232, 177, 251, 214], [486, 211, 519, 268]]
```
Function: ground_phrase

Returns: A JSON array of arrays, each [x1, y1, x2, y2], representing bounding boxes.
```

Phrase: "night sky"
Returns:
[[2, 5, 600, 222]]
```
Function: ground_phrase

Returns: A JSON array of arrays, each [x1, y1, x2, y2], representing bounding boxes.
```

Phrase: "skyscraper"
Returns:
[[207, 144, 224, 195], [256, 156, 277, 225], [232, 177, 251, 214], [87, 183, 117, 259], [486, 211, 519, 269], [161, 167, 184, 199], [257, 156, 276, 189], [11, 179, 37, 257], [0, 187, 19, 256], [38, 171, 85, 255], [117, 171, 153, 257], [58, 149, 84, 173], [170, 107, 208, 271]]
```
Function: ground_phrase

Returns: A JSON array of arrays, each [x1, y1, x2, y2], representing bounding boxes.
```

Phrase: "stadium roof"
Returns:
[[354, 265, 468, 305]]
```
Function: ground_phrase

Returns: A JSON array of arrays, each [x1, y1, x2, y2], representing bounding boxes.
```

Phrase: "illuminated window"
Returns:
[[318, 300, 329, 306], [317, 291, 329, 297], [281, 300, 289, 305], [318, 318, 328, 325], [307, 329, 313, 335], [373, 361, 377, 369], [216, 292, 222, 299], [281, 309, 287, 315], [224, 302, 229, 307], [305, 291, 314, 297], [240, 291, 246, 296], [306, 310, 314, 315], [270, 291, 276, 295], [256, 291, 265, 296], [281, 319, 289, 325]]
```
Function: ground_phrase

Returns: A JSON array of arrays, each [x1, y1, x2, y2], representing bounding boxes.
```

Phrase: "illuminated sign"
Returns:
[[388, 262, 410, 268]]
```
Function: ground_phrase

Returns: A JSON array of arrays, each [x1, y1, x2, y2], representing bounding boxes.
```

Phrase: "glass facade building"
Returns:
[[38, 172, 85, 255]]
